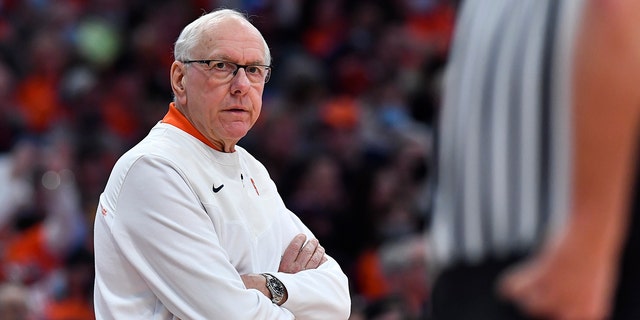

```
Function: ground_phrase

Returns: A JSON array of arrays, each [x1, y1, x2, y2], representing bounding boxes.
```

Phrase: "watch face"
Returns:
[[264, 273, 285, 304], [269, 278, 285, 296]]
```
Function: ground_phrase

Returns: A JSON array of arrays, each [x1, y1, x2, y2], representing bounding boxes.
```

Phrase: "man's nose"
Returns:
[[230, 67, 250, 94]]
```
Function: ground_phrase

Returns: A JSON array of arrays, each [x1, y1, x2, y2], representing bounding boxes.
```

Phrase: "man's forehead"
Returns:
[[204, 17, 262, 42], [196, 30, 265, 61]]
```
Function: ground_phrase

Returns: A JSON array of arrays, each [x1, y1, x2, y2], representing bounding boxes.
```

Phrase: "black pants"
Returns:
[[430, 255, 536, 320], [610, 167, 640, 320], [431, 173, 640, 320], [431, 253, 640, 320]]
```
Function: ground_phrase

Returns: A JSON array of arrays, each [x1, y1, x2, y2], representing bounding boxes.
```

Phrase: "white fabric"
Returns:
[[94, 122, 351, 320]]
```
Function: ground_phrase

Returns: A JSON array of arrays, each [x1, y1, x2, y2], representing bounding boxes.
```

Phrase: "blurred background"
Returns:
[[0, 0, 457, 319]]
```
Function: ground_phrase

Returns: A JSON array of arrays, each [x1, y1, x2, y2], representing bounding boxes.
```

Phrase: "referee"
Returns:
[[428, 0, 640, 319]]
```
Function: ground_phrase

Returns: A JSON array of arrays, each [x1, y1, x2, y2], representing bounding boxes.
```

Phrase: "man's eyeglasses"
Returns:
[[182, 59, 271, 83]]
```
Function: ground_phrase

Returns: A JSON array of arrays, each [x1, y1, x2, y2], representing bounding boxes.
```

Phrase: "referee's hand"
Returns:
[[499, 234, 617, 320]]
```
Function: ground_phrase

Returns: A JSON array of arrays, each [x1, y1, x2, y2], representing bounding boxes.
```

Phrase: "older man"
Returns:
[[93, 9, 351, 320]]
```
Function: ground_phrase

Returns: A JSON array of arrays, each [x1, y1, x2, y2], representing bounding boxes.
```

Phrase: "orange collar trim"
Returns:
[[162, 103, 221, 151]]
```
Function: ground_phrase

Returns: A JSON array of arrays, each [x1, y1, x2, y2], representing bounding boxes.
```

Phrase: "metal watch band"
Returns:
[[261, 273, 285, 305]]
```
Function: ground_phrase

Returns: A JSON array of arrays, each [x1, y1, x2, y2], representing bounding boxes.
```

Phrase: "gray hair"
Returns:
[[173, 9, 271, 65]]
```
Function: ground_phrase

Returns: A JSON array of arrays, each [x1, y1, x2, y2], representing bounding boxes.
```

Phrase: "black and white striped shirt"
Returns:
[[430, 0, 586, 267]]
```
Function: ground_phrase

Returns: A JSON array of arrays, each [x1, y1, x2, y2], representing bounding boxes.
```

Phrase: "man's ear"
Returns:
[[171, 61, 187, 104]]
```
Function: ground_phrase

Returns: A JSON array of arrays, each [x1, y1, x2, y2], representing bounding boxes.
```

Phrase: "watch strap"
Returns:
[[261, 273, 286, 305]]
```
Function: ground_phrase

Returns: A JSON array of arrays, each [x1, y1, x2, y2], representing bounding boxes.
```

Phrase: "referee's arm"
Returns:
[[500, 1, 640, 319]]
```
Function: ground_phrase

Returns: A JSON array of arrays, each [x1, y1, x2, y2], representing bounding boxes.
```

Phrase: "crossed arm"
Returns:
[[241, 233, 328, 304], [104, 154, 350, 319]]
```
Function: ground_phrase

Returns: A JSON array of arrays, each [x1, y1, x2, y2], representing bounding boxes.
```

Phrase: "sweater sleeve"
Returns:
[[274, 210, 352, 320], [108, 155, 294, 320]]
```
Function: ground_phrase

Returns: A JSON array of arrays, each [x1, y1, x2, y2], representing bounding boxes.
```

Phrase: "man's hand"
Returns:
[[498, 232, 619, 320], [240, 273, 290, 305], [279, 233, 327, 273], [241, 273, 270, 299], [241, 234, 327, 304]]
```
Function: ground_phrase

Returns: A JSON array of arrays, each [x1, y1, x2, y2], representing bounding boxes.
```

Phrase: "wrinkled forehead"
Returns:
[[195, 17, 267, 63]]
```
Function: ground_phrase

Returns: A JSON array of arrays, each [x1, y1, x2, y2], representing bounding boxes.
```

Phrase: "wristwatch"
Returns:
[[261, 273, 286, 305]]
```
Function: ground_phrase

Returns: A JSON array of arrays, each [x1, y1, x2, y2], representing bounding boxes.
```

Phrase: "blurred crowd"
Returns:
[[0, 0, 456, 319]]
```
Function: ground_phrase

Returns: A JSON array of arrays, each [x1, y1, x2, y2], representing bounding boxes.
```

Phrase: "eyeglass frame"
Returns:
[[181, 59, 272, 83]]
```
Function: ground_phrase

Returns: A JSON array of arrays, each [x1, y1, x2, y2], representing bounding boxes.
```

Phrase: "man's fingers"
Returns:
[[290, 234, 307, 252], [279, 234, 327, 273], [296, 238, 318, 262], [305, 245, 326, 269], [498, 263, 535, 301], [280, 234, 307, 268], [498, 270, 523, 300], [498, 262, 557, 319]]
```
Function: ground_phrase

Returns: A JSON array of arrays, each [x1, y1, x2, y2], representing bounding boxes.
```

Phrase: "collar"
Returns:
[[161, 102, 222, 151]]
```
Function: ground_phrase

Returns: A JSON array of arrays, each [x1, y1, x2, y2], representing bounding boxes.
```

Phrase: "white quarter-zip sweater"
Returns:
[[94, 104, 351, 320]]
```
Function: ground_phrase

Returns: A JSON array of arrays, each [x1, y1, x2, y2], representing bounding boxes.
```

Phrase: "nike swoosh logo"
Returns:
[[212, 184, 224, 193]]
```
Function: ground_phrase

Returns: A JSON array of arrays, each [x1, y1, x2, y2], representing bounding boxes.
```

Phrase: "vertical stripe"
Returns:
[[431, 0, 585, 268], [449, 0, 485, 263], [505, 1, 537, 250], [547, 0, 585, 235], [487, 1, 528, 256], [459, 0, 510, 263], [536, 0, 559, 241], [479, 0, 514, 257], [516, 0, 549, 249], [431, 0, 484, 265]]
